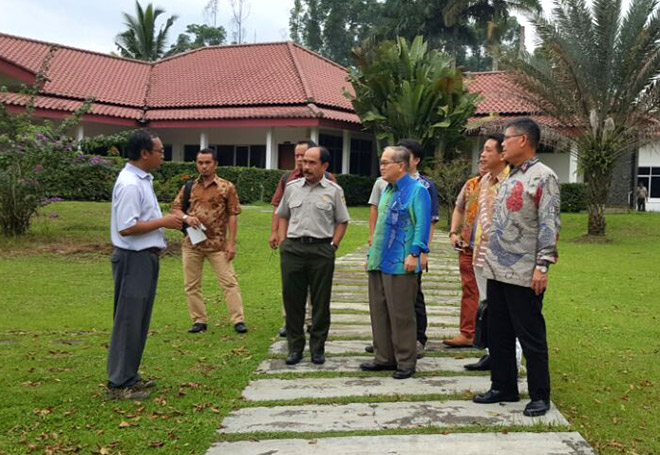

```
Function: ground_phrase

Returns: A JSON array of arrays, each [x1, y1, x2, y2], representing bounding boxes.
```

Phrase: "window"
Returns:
[[163, 145, 172, 161], [638, 167, 660, 198], [235, 146, 249, 166], [210, 145, 267, 168], [184, 145, 199, 162], [350, 138, 373, 176], [250, 145, 266, 168], [319, 134, 343, 174]]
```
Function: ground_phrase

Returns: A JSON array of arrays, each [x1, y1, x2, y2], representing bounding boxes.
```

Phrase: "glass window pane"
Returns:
[[164, 145, 172, 161], [235, 146, 249, 166], [217, 145, 233, 166], [249, 145, 266, 168], [651, 177, 660, 198], [638, 167, 650, 176], [652, 167, 660, 176], [184, 145, 198, 162], [350, 138, 373, 176], [320, 134, 343, 174]]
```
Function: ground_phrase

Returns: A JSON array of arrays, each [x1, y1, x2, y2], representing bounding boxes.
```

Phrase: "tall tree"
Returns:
[[115, 1, 178, 61], [204, 0, 220, 27], [506, 0, 660, 236], [230, 0, 250, 44], [165, 24, 226, 57], [289, 0, 304, 43], [303, 0, 323, 51]]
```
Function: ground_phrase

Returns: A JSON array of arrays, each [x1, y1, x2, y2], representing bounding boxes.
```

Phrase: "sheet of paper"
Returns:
[[187, 225, 207, 245]]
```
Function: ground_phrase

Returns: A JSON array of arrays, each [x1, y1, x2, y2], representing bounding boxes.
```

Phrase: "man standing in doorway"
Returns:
[[277, 146, 349, 365], [269, 140, 336, 337], [636, 182, 648, 212], [172, 148, 248, 335], [361, 146, 431, 380], [473, 118, 560, 418], [107, 130, 183, 400]]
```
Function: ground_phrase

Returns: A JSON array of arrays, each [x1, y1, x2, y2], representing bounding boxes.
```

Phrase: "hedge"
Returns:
[[560, 183, 587, 213]]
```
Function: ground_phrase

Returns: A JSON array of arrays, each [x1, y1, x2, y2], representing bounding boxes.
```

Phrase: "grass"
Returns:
[[0, 203, 659, 454]]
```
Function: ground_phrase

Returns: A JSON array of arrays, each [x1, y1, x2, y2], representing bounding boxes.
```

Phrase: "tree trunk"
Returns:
[[584, 165, 612, 236]]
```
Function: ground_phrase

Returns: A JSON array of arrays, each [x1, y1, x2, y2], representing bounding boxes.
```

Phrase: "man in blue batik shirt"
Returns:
[[361, 146, 431, 380]]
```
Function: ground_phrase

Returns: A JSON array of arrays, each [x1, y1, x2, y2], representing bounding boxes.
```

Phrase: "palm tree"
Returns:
[[115, 1, 178, 61], [507, 0, 660, 236]]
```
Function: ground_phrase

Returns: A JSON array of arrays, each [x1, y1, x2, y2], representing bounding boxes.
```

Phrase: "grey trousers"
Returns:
[[368, 271, 418, 371], [107, 248, 159, 388]]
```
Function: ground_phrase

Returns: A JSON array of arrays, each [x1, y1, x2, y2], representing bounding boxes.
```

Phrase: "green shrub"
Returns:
[[560, 183, 587, 213], [335, 174, 376, 206]]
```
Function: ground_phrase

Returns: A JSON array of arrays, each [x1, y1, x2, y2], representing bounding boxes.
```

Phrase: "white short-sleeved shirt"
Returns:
[[110, 163, 166, 251]]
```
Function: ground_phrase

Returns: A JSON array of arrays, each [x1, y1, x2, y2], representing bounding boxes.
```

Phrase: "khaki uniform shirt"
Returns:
[[276, 176, 350, 239], [172, 175, 241, 252]]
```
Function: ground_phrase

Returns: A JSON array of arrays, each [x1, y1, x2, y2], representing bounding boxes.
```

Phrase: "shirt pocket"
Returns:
[[288, 199, 303, 222], [315, 200, 334, 225]]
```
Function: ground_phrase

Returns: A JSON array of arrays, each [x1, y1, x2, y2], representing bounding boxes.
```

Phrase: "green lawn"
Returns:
[[0, 203, 658, 454]]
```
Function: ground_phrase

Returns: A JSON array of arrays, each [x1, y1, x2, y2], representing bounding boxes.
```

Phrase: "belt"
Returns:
[[288, 236, 332, 245], [141, 247, 163, 256]]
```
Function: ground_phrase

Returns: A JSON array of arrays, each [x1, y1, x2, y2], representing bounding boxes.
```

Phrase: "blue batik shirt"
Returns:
[[367, 173, 431, 274]]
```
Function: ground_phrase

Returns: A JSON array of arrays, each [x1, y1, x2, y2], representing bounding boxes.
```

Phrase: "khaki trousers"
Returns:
[[368, 271, 418, 371], [182, 244, 245, 325]]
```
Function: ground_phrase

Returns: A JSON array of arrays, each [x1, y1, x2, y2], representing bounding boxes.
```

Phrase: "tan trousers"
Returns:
[[368, 271, 418, 371], [182, 245, 245, 325]]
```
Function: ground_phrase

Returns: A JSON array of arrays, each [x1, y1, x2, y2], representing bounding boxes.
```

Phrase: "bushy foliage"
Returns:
[[560, 183, 587, 213], [425, 159, 473, 225], [335, 174, 376, 206]]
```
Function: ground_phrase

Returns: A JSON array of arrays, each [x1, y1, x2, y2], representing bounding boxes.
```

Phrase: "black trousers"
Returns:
[[637, 198, 646, 211], [415, 272, 428, 345], [487, 279, 550, 401], [280, 239, 335, 356], [107, 248, 159, 388]]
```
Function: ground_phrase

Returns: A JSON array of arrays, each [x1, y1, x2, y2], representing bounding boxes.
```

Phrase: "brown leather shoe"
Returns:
[[442, 334, 474, 347]]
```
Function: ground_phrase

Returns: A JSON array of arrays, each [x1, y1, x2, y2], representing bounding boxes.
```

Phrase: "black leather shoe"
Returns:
[[359, 362, 396, 371], [188, 323, 207, 334], [523, 399, 551, 417], [311, 354, 326, 365], [464, 355, 491, 371], [234, 322, 248, 334], [278, 325, 287, 337], [285, 352, 303, 365], [392, 369, 415, 379], [473, 389, 520, 404], [364, 345, 374, 353]]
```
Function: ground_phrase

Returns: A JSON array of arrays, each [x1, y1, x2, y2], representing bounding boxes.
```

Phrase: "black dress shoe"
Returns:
[[464, 354, 491, 371], [285, 352, 303, 365], [359, 362, 396, 371], [311, 354, 326, 365], [392, 369, 415, 379], [364, 345, 374, 353], [234, 322, 248, 334], [278, 325, 287, 337], [473, 389, 520, 404], [188, 323, 207, 333], [523, 399, 551, 417]]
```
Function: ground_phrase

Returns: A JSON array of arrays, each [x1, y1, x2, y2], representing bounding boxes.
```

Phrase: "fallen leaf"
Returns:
[[118, 421, 132, 428], [149, 441, 164, 448]]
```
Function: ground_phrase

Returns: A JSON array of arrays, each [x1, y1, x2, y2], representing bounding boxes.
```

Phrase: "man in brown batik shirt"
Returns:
[[172, 148, 247, 334]]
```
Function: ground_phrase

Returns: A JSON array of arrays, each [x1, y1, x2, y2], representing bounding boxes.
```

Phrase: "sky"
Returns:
[[0, 0, 555, 57]]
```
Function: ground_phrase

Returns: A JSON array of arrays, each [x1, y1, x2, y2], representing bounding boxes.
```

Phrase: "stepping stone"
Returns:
[[332, 294, 461, 305], [242, 375, 524, 401], [331, 302, 460, 315], [269, 340, 482, 356], [219, 400, 567, 434], [255, 355, 482, 374], [330, 325, 457, 339], [332, 313, 458, 326], [209, 432, 595, 455]]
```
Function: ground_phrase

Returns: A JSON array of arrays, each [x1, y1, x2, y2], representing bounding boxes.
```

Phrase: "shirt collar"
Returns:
[[512, 157, 540, 174], [195, 174, 220, 188], [389, 173, 413, 190], [125, 163, 152, 181], [303, 175, 329, 187]]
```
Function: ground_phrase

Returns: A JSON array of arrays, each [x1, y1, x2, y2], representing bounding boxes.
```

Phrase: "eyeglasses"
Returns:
[[379, 160, 401, 167], [503, 134, 525, 141], [151, 148, 165, 155]]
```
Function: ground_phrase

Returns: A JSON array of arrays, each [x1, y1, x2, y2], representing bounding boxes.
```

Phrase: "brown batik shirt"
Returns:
[[172, 175, 241, 252]]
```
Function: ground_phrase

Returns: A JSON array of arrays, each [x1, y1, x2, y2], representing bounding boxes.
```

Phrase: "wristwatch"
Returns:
[[535, 264, 548, 274], [183, 214, 189, 221], [330, 241, 338, 250], [411, 253, 420, 258]]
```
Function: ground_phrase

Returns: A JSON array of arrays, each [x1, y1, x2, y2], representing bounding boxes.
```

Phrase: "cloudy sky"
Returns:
[[0, 0, 552, 56]]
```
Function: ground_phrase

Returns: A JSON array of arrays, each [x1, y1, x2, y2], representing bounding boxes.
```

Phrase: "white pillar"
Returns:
[[75, 125, 84, 141], [310, 126, 319, 144], [172, 143, 183, 162], [265, 127, 274, 170], [200, 131, 209, 149], [472, 138, 481, 173], [342, 129, 351, 175], [569, 146, 579, 183]]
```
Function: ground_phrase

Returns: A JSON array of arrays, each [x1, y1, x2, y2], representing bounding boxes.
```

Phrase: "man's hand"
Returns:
[[420, 253, 429, 271], [404, 254, 418, 273], [367, 234, 374, 247], [184, 215, 201, 228], [268, 232, 279, 249], [225, 243, 236, 261], [449, 232, 461, 248], [162, 214, 183, 230], [531, 268, 548, 295]]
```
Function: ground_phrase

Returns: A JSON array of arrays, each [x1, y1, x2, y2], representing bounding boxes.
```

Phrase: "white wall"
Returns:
[[637, 143, 660, 212]]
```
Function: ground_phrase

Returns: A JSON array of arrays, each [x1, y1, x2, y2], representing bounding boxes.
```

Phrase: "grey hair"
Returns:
[[384, 146, 410, 171]]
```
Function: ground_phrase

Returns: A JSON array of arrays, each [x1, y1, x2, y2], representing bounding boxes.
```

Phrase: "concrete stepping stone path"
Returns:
[[210, 232, 595, 455]]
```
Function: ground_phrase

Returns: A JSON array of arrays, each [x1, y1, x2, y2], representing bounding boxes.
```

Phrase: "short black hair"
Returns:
[[507, 118, 540, 149], [197, 147, 217, 163], [396, 138, 424, 160], [127, 130, 159, 161], [296, 139, 317, 148], [486, 133, 504, 153], [318, 146, 331, 164]]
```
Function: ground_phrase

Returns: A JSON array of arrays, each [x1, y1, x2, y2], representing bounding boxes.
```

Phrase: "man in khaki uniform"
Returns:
[[172, 148, 247, 334], [277, 146, 350, 365]]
